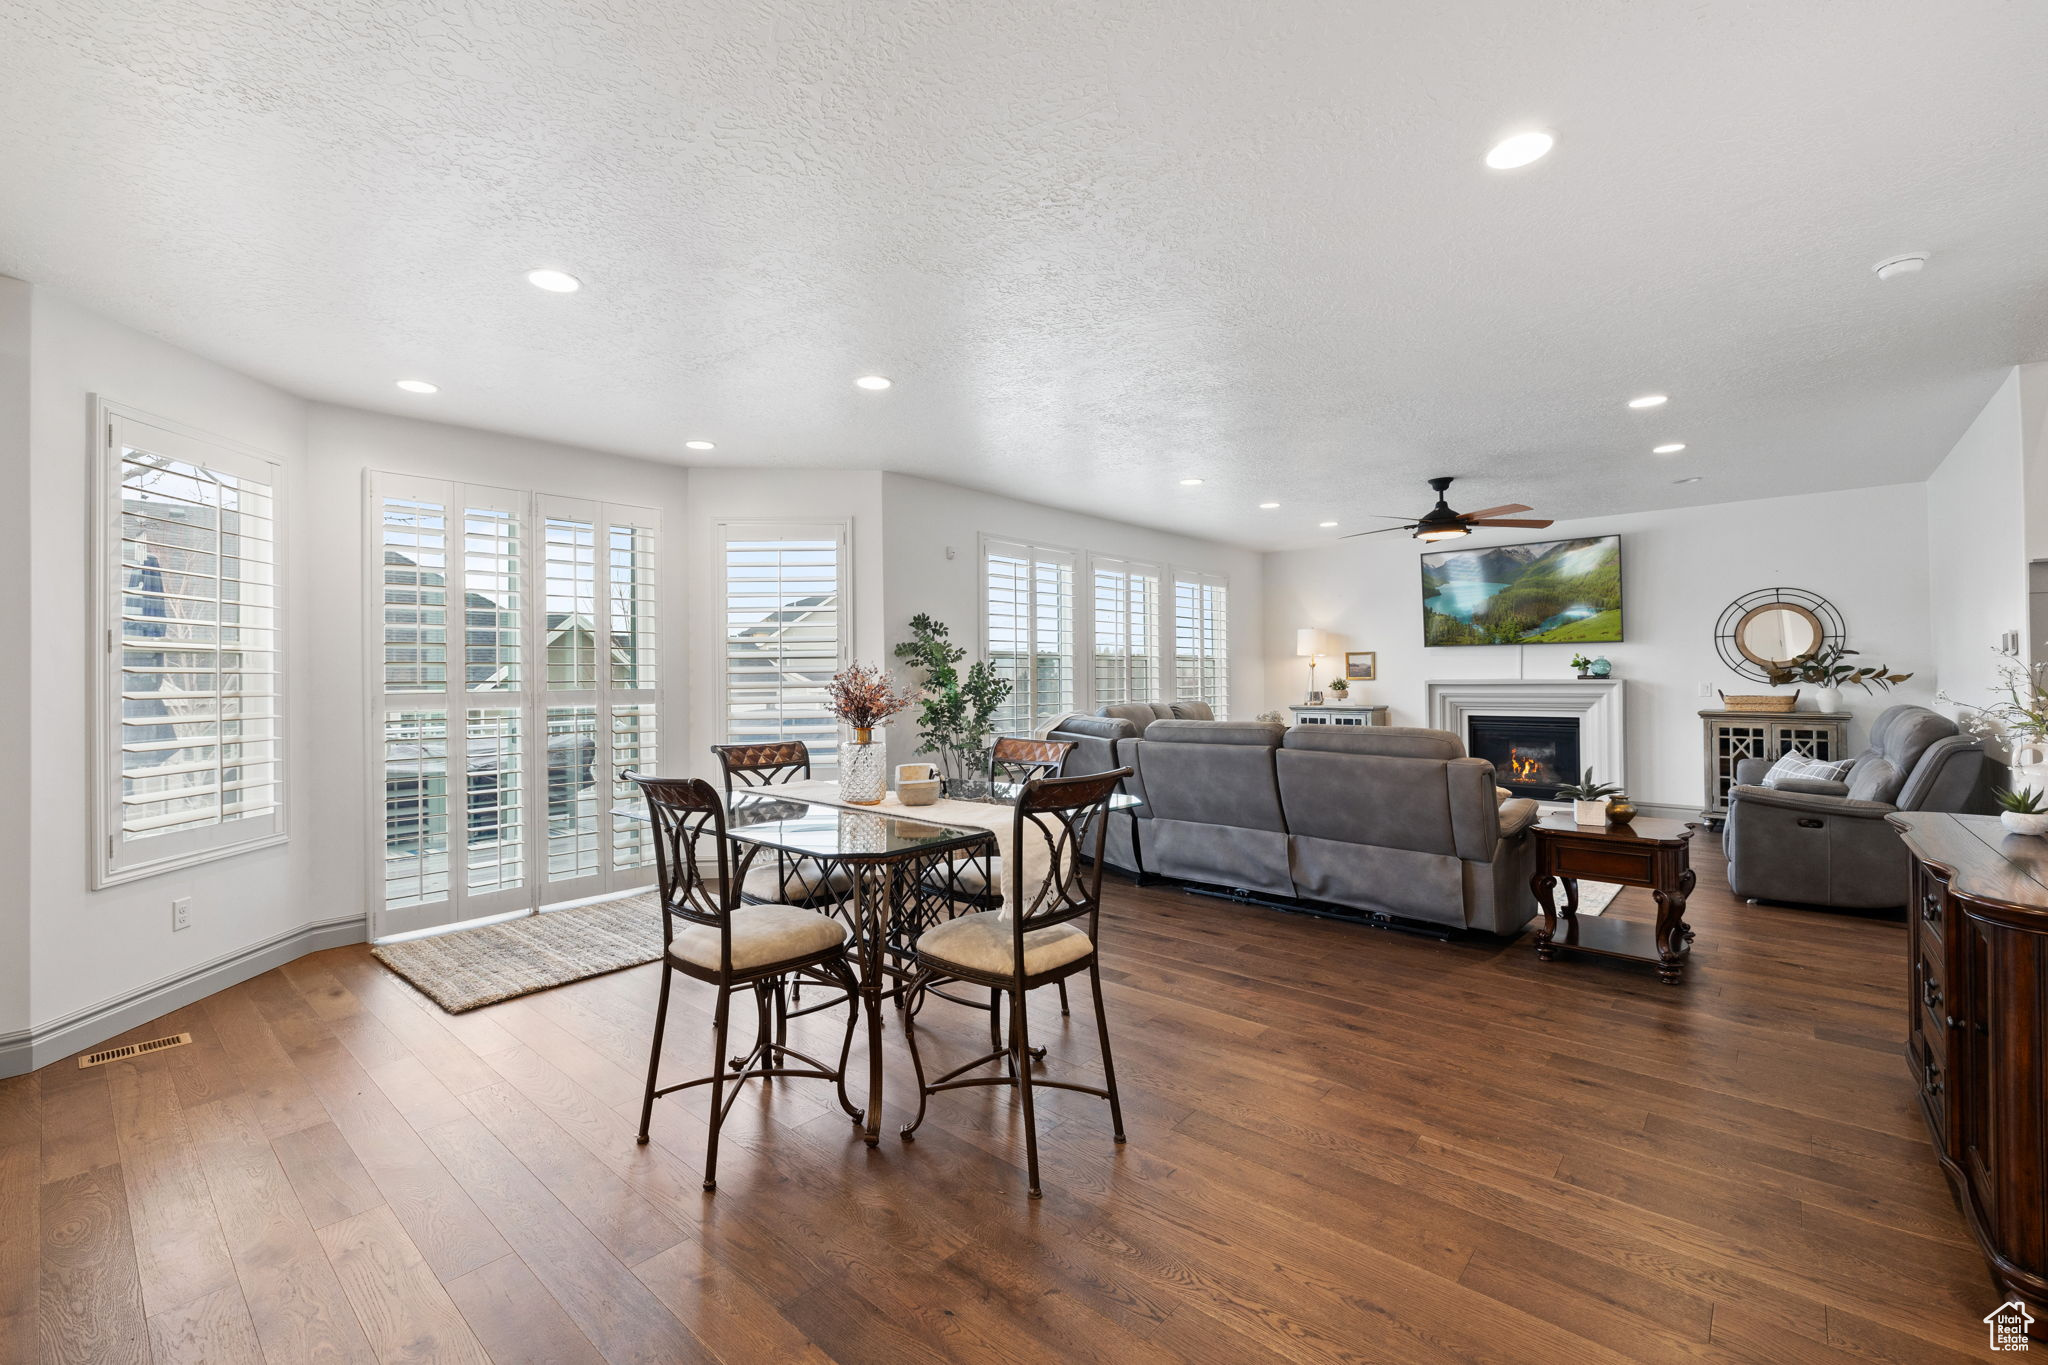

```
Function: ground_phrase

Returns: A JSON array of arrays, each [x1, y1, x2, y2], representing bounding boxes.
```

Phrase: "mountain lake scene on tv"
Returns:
[[1421, 536, 1622, 645]]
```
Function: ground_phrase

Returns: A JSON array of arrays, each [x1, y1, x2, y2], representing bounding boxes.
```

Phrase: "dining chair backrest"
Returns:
[[1007, 767, 1130, 957], [629, 774, 756, 972], [710, 741, 812, 795], [990, 736, 1074, 786]]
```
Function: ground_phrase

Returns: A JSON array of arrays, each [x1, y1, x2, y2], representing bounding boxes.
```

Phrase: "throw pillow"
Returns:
[[1761, 752, 1852, 788]]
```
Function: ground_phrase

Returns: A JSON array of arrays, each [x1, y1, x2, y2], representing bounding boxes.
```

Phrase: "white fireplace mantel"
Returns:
[[1425, 678, 1626, 788]]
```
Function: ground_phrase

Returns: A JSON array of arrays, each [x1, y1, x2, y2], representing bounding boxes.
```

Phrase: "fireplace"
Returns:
[[1468, 714, 1582, 801]]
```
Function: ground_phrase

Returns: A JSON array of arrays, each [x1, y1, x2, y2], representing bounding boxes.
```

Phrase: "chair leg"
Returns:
[[1012, 987, 1043, 1198], [830, 960, 863, 1120], [1089, 962, 1126, 1143], [637, 965, 673, 1144], [1057, 978, 1071, 1017], [703, 984, 732, 1190], [989, 987, 1008, 1072], [898, 969, 934, 1139]]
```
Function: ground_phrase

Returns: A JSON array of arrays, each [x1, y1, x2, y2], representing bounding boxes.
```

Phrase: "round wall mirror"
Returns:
[[1734, 603, 1822, 668]]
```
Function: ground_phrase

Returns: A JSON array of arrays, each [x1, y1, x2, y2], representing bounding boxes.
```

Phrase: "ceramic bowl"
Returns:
[[897, 778, 942, 807]]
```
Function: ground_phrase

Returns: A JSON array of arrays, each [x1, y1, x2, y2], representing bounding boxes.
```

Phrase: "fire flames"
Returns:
[[1508, 749, 1542, 783]]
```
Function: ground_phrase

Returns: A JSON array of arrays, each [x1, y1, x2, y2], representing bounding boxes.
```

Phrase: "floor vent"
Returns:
[[78, 1033, 193, 1069]]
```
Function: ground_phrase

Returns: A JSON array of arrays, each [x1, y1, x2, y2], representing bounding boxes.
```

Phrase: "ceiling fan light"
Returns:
[[1416, 525, 1470, 542]]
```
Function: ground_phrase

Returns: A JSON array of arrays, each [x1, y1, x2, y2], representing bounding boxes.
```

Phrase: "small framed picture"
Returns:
[[1345, 651, 1377, 681]]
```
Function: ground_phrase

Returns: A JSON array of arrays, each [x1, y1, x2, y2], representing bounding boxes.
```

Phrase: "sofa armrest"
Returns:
[[1050, 715, 1136, 742], [1734, 757, 1776, 787], [1727, 784, 1896, 819], [1767, 776, 1852, 798], [1496, 797, 1541, 838]]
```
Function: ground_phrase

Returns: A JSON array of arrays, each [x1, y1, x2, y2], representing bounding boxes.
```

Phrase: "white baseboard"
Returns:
[[0, 913, 369, 1079]]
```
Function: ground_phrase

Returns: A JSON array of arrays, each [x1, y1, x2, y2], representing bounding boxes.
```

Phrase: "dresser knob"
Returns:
[[1945, 1014, 1963, 1031]]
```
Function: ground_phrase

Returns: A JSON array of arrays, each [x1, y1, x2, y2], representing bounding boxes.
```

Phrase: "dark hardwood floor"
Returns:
[[2, 836, 2001, 1363]]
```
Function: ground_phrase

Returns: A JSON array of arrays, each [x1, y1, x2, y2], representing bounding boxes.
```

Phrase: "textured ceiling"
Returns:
[[3, 1, 2047, 549]]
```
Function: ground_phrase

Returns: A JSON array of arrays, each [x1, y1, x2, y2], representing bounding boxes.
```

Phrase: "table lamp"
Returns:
[[1296, 628, 1326, 705]]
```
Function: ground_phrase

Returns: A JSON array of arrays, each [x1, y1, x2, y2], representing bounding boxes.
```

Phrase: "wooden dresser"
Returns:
[[1893, 811, 2048, 1322]]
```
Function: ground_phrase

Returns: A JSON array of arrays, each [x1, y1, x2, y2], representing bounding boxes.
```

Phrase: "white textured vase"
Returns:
[[1812, 686, 1844, 714], [1572, 799, 1609, 826], [840, 727, 884, 805], [2001, 810, 2048, 838]]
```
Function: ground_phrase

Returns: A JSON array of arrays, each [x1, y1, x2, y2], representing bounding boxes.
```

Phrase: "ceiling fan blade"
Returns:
[[1466, 517, 1553, 528], [1339, 525, 1417, 539], [1361, 512, 1423, 520], [1457, 503, 1532, 520]]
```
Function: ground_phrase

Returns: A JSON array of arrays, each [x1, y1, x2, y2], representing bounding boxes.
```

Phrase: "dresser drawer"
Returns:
[[1913, 865, 1949, 947], [1909, 1027, 1948, 1148]]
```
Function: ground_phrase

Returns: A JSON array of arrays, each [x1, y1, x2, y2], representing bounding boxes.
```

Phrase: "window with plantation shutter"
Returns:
[[984, 538, 1074, 735], [1173, 570, 1229, 717], [1089, 556, 1161, 708], [721, 523, 847, 769], [368, 474, 662, 938], [96, 404, 285, 886]]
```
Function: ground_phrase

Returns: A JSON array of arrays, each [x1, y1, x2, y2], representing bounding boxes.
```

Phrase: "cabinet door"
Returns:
[[1769, 721, 1843, 764]]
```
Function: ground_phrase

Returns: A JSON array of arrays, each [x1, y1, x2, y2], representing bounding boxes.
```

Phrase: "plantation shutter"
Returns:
[[1173, 571, 1229, 717], [721, 522, 847, 769], [1089, 556, 1161, 708], [985, 538, 1075, 735]]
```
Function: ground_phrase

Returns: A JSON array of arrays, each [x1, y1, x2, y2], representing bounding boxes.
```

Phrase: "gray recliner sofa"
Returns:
[[1723, 704, 1986, 910], [1047, 713, 1542, 933]]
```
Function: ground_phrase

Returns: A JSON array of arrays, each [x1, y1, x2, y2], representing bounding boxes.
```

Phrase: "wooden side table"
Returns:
[[1530, 812, 1700, 984]]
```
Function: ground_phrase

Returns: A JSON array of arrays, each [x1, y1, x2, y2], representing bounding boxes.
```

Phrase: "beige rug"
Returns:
[[372, 893, 663, 1013], [1574, 881, 1622, 916]]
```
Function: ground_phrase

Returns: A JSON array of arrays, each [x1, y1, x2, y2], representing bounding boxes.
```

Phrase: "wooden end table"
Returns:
[[1530, 811, 1700, 984]]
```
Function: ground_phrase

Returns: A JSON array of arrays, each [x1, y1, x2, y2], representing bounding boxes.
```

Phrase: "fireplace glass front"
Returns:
[[1467, 714, 1583, 801]]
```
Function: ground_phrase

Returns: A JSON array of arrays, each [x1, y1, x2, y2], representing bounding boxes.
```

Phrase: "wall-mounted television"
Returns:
[[1420, 534, 1623, 646]]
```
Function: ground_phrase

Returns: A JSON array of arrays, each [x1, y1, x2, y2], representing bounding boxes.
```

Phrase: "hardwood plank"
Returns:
[[181, 1094, 378, 1365], [0, 1072, 43, 1364], [273, 1121, 385, 1229], [418, 1115, 706, 1362], [37, 1166, 148, 1365], [317, 1204, 493, 1365], [199, 981, 330, 1138], [103, 1058, 237, 1317], [145, 1285, 266, 1365], [36, 1064, 118, 1184], [443, 1254, 606, 1365]]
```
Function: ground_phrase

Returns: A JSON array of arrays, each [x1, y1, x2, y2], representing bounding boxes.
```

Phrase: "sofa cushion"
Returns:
[[1142, 719, 1287, 747], [1866, 705, 1958, 777], [1762, 752, 1853, 788], [1050, 715, 1139, 742], [1847, 754, 1906, 805], [1135, 729, 1287, 831], [1168, 701, 1215, 720], [1277, 750, 1459, 855], [1098, 702, 1171, 732], [1281, 725, 1465, 759]]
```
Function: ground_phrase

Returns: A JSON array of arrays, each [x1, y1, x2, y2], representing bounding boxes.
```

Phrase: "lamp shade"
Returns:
[[1295, 628, 1323, 657]]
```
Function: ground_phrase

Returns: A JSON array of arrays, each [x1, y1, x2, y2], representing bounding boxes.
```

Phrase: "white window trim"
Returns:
[[980, 533, 1080, 734], [1170, 567, 1230, 718], [91, 397, 289, 888], [717, 519, 852, 767]]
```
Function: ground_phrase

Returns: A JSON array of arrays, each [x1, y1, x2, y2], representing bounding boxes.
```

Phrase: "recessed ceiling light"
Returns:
[[1179, 478, 1205, 487], [1673, 476, 1702, 485], [1259, 502, 1280, 509], [854, 375, 892, 391], [684, 440, 715, 451], [1653, 443, 1686, 454], [1873, 252, 1929, 281], [395, 379, 438, 394], [1628, 394, 1668, 409], [1318, 521, 1339, 528], [1484, 130, 1554, 170], [525, 269, 582, 293]]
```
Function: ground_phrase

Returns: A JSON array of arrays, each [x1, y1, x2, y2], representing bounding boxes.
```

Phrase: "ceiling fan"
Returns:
[[1341, 476, 1553, 542]]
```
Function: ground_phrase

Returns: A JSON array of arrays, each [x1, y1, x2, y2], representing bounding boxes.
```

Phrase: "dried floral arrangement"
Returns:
[[1940, 649, 2048, 744], [827, 662, 919, 732]]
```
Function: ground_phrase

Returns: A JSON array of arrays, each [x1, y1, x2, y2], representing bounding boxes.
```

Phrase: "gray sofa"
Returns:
[[1723, 704, 1986, 910], [1048, 709, 1541, 934]]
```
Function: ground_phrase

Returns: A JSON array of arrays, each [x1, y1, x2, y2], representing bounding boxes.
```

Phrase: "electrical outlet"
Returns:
[[171, 897, 191, 932], [1698, 681, 1714, 698]]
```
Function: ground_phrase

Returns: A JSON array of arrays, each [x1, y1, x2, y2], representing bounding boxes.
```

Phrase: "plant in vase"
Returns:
[[826, 662, 918, 805], [1764, 643, 1911, 714], [1996, 786, 2048, 838], [1941, 649, 2048, 774], [1327, 677, 1350, 704], [1555, 768, 1625, 826], [893, 614, 1014, 800], [1570, 653, 1592, 680]]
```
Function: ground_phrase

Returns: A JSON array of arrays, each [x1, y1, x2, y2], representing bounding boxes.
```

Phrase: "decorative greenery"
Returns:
[[1256, 709, 1286, 723], [1765, 643, 1911, 693], [826, 662, 918, 730], [892, 614, 1014, 778], [1327, 677, 1350, 695], [1554, 767, 1624, 802], [1940, 650, 2048, 744], [1995, 785, 2047, 815], [1570, 653, 1592, 674]]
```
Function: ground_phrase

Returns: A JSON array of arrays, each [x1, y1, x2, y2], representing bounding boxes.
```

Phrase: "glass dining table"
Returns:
[[617, 782, 1141, 1147]]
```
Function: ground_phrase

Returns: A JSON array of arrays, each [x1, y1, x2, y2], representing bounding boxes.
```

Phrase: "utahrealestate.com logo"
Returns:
[[1986, 1299, 2036, 1351]]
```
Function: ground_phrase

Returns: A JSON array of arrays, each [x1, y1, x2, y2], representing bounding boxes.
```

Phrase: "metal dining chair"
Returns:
[[709, 741, 853, 908], [629, 773, 862, 1190], [898, 768, 1130, 1198]]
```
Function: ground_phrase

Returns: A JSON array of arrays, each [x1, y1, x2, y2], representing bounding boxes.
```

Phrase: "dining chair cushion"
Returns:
[[741, 859, 854, 903], [670, 904, 848, 973], [916, 909, 1092, 978]]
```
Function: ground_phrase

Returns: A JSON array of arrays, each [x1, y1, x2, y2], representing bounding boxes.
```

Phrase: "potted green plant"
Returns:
[[1327, 677, 1350, 704], [1555, 767, 1625, 826], [1941, 650, 2048, 790], [1764, 643, 1911, 714], [893, 614, 1014, 798], [1996, 786, 2048, 838], [1570, 653, 1593, 680]]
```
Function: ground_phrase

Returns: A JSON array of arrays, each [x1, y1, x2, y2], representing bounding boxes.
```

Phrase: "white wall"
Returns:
[[1261, 482, 1937, 811], [26, 287, 312, 1034], [878, 472, 1267, 770], [0, 279, 31, 1038], [1927, 368, 2027, 742]]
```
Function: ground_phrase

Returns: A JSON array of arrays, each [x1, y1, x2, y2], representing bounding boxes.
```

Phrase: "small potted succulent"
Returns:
[[1556, 767, 1625, 826], [1996, 786, 2048, 838], [1328, 677, 1351, 704]]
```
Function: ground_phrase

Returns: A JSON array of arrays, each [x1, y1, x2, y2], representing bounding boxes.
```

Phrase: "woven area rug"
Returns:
[[372, 893, 661, 1013], [1573, 881, 1622, 916]]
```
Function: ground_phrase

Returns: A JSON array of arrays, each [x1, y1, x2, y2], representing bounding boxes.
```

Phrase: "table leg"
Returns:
[[858, 864, 893, 1145], [1655, 866, 1697, 985], [1532, 872, 1558, 959]]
